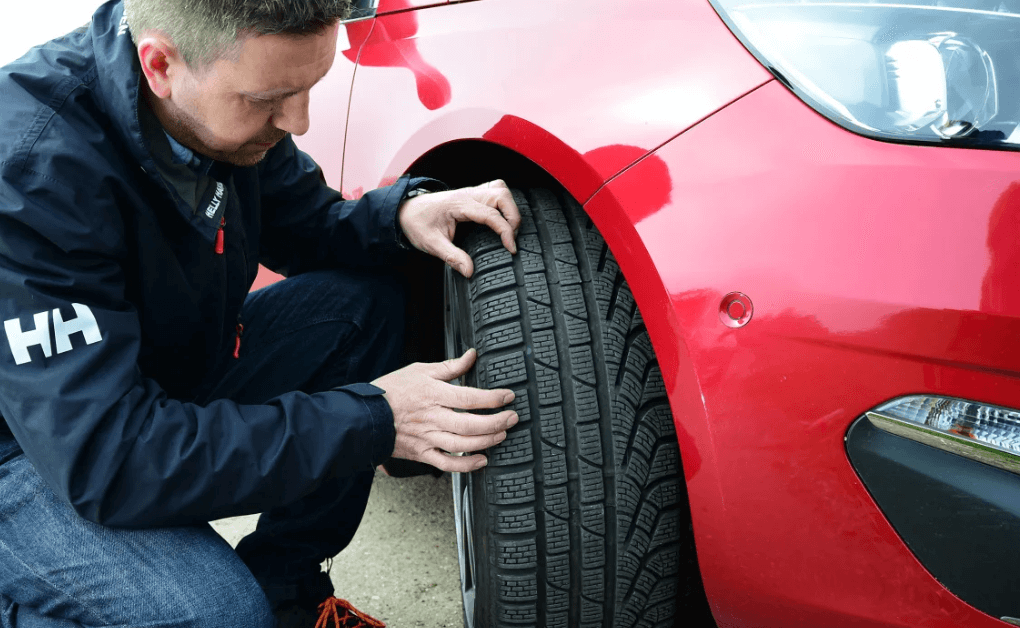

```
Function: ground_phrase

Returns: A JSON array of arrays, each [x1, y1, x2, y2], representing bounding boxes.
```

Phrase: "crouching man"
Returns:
[[0, 0, 520, 626]]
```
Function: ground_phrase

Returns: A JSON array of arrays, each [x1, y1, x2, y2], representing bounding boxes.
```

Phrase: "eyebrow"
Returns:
[[240, 65, 333, 101], [240, 88, 301, 100]]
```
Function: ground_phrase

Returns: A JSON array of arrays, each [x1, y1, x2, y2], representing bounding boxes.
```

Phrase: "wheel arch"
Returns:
[[404, 138, 710, 487]]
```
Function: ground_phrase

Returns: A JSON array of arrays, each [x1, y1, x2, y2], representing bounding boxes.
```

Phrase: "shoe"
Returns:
[[264, 571, 335, 628], [314, 596, 386, 628], [274, 601, 319, 628]]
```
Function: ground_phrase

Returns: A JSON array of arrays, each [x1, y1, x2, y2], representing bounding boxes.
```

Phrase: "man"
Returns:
[[0, 0, 520, 626]]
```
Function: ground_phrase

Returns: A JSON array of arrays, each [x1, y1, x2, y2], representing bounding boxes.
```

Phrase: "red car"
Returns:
[[293, 0, 1020, 626]]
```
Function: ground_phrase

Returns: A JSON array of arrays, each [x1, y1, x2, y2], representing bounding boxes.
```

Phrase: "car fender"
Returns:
[[318, 0, 771, 460], [334, 0, 771, 200]]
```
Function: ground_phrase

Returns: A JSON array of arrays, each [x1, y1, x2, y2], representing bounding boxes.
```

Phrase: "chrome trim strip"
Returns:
[[1001, 617, 1020, 627], [866, 411, 1020, 476]]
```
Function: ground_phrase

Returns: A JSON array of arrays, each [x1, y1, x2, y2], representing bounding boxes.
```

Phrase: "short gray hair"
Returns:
[[123, 0, 352, 68]]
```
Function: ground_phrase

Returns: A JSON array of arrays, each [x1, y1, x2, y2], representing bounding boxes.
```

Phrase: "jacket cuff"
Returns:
[[335, 383, 396, 468]]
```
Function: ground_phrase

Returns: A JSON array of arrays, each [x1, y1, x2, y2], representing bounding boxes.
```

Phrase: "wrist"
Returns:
[[396, 187, 433, 250]]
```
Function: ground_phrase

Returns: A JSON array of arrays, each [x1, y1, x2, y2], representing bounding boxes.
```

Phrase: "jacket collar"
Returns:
[[91, 0, 231, 242]]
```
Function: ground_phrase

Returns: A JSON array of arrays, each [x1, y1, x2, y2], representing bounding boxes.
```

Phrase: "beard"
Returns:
[[158, 97, 288, 168]]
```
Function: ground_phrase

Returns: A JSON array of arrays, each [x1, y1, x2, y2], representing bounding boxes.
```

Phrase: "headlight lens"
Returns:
[[866, 396, 1020, 475], [709, 1, 1020, 149]]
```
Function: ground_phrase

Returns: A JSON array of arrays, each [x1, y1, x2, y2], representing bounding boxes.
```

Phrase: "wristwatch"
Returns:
[[404, 187, 432, 200]]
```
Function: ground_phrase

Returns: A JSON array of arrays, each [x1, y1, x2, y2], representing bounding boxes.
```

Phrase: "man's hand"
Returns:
[[398, 179, 520, 277], [373, 348, 518, 473]]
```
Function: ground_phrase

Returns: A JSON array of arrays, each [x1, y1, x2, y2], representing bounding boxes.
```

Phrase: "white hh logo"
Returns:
[[4, 304, 103, 365], [118, 16, 129, 36], [205, 182, 225, 219]]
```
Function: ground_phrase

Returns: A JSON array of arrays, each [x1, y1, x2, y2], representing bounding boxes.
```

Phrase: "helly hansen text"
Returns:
[[4, 304, 103, 365], [206, 182, 225, 219]]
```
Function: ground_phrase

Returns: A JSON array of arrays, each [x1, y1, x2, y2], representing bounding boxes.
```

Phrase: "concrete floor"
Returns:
[[211, 470, 463, 628]]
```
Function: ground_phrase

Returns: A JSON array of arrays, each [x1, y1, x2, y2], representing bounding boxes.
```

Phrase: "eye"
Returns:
[[245, 96, 277, 109]]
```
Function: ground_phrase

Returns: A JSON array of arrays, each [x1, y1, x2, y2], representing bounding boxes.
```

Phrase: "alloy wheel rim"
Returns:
[[452, 471, 477, 627], [445, 268, 477, 627]]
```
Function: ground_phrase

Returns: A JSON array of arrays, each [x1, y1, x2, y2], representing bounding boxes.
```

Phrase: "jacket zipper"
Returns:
[[233, 320, 244, 359], [215, 217, 225, 255], [215, 214, 246, 359]]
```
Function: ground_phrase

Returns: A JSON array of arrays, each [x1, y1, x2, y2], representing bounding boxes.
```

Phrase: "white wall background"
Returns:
[[0, 1, 106, 65]]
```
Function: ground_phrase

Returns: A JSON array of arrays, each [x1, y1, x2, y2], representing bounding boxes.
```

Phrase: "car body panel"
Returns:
[[294, 15, 371, 191], [587, 80, 1020, 627], [378, 0, 449, 14], [338, 0, 771, 200], [298, 0, 1020, 624]]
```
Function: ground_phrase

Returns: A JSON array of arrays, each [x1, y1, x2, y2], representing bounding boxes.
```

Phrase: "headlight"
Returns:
[[866, 396, 1020, 475], [709, 1, 1020, 150]]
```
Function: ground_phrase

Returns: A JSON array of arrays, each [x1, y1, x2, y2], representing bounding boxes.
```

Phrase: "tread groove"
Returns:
[[563, 198, 617, 628], [615, 324, 648, 389], [510, 197, 550, 628], [605, 270, 626, 324], [531, 191, 583, 628]]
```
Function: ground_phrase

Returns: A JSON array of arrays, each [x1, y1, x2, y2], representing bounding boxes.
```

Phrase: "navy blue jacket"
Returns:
[[0, 1, 432, 527]]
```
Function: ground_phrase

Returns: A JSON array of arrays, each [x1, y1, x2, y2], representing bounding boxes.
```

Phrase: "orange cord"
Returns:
[[314, 596, 386, 628]]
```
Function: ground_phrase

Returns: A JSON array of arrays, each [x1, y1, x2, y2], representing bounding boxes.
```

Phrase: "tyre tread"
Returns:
[[458, 188, 684, 628]]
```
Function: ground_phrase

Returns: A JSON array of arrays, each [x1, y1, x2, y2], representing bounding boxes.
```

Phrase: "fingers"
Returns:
[[441, 380, 515, 411], [414, 410, 516, 472], [395, 407, 519, 471], [485, 179, 521, 236], [463, 181, 519, 254], [396, 407, 517, 472], [460, 202, 518, 255], [406, 180, 519, 270], [432, 236, 474, 278], [419, 449, 488, 473], [444, 408, 518, 436], [391, 348, 522, 474], [431, 348, 478, 381], [426, 350, 516, 413], [431, 426, 508, 454]]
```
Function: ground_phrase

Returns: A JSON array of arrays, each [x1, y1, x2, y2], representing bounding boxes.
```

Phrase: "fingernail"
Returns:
[[503, 392, 515, 404], [507, 413, 519, 428], [497, 431, 507, 442], [475, 458, 488, 470]]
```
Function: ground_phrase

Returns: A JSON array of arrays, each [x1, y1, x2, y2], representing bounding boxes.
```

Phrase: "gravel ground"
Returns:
[[211, 469, 463, 628]]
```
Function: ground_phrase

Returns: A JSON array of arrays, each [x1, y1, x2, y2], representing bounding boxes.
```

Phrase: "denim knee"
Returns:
[[0, 548, 274, 628], [190, 588, 274, 628], [0, 452, 274, 628], [165, 565, 274, 628]]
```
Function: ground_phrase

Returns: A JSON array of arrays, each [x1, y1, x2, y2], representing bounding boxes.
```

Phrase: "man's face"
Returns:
[[158, 27, 339, 167]]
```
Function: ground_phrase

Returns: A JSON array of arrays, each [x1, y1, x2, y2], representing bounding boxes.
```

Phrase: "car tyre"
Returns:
[[446, 187, 700, 628]]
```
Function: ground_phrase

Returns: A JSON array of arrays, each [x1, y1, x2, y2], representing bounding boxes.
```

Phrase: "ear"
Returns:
[[137, 35, 182, 99]]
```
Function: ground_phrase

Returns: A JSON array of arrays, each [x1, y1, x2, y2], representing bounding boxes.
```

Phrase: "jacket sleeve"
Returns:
[[256, 136, 445, 275], [0, 165, 396, 528]]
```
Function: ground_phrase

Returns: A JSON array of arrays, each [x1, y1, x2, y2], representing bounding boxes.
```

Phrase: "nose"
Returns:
[[272, 91, 311, 136]]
